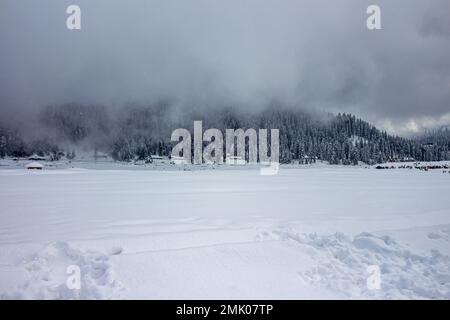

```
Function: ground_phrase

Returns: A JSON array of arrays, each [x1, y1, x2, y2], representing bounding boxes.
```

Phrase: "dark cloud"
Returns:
[[1, 0, 449, 135], [420, 4, 450, 38]]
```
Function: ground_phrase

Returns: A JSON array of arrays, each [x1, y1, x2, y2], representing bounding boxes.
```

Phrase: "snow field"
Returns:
[[0, 167, 449, 299]]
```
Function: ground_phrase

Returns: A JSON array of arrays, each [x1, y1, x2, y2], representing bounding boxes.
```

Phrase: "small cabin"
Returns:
[[94, 151, 108, 160], [225, 154, 246, 165], [26, 162, 44, 170], [170, 156, 189, 165], [151, 155, 169, 164], [28, 154, 46, 161], [300, 155, 316, 165]]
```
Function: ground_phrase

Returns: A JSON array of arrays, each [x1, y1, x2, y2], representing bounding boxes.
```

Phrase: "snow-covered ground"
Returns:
[[0, 165, 449, 299]]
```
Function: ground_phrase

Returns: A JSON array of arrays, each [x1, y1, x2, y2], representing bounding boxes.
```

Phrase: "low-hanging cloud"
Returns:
[[1, 0, 449, 135]]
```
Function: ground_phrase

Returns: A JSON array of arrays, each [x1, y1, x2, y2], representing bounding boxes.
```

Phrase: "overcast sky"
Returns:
[[1, 0, 449, 136]]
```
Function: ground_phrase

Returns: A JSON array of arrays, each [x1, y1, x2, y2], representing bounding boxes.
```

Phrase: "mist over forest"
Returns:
[[1, 102, 449, 164]]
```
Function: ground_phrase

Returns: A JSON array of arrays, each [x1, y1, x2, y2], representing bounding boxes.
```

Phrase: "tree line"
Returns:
[[1, 103, 449, 165]]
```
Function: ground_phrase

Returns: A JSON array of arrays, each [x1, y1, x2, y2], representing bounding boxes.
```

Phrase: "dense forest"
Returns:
[[1, 103, 449, 165]]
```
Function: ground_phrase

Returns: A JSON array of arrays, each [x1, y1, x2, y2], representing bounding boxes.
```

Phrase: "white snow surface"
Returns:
[[0, 166, 449, 299]]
